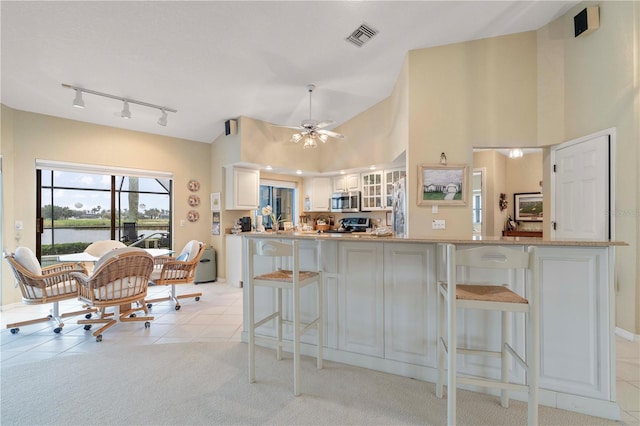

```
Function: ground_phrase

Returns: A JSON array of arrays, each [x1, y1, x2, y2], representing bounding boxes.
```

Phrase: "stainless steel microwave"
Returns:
[[331, 191, 360, 212]]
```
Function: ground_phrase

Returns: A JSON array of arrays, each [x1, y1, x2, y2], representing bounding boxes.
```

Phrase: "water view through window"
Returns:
[[38, 169, 172, 260]]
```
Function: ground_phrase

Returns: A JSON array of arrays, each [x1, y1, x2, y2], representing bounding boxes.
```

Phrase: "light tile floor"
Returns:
[[1, 281, 639, 424]]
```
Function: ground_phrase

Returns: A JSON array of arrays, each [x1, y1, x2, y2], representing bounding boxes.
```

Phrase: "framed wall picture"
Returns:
[[212, 211, 221, 235], [210, 192, 221, 211], [417, 163, 468, 206], [514, 192, 543, 221]]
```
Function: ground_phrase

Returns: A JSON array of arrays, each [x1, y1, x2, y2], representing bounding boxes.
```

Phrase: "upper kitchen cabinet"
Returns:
[[361, 170, 384, 211], [303, 176, 332, 212], [225, 166, 259, 210], [333, 174, 360, 193], [384, 168, 406, 209], [361, 168, 406, 211]]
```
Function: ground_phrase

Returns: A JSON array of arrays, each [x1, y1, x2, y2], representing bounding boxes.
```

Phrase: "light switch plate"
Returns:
[[432, 219, 445, 230]]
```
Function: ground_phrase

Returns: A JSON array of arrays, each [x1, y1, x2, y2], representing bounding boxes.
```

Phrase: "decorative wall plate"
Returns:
[[188, 194, 200, 207], [188, 179, 200, 192], [187, 210, 200, 222]]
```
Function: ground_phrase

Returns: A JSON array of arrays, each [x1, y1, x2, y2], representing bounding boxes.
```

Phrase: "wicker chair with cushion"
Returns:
[[84, 240, 126, 257], [71, 247, 154, 342], [145, 240, 205, 311], [3, 247, 94, 334]]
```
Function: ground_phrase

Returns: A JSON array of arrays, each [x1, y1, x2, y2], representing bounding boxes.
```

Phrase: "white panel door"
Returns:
[[553, 134, 609, 240]]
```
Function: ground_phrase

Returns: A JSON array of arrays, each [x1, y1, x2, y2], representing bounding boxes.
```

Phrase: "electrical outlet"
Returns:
[[15, 220, 24, 230], [432, 219, 446, 230], [180, 219, 186, 227], [431, 205, 439, 214]]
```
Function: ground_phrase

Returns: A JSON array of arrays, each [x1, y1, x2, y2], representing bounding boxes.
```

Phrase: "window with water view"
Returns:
[[38, 168, 173, 262]]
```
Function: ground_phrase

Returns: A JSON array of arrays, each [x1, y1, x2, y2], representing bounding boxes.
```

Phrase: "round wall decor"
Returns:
[[188, 194, 200, 207], [188, 179, 200, 192], [187, 210, 200, 222]]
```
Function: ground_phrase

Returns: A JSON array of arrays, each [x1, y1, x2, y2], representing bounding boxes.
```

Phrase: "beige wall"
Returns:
[[1, 108, 211, 305], [537, 1, 640, 334], [406, 31, 538, 237]]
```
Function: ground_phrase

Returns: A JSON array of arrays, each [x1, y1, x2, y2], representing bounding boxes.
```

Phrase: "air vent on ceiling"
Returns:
[[346, 23, 378, 47]]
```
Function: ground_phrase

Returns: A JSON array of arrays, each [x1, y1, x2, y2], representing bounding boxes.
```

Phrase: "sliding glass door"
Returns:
[[37, 168, 172, 263]]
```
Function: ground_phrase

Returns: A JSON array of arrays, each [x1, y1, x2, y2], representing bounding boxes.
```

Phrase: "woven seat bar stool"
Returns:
[[247, 238, 323, 396], [436, 244, 539, 425]]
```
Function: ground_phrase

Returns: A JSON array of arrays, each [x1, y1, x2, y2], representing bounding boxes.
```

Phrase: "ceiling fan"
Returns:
[[275, 84, 345, 148]]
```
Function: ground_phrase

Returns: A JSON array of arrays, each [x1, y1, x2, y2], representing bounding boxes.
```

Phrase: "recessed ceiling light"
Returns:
[[265, 165, 273, 170], [296, 170, 302, 175]]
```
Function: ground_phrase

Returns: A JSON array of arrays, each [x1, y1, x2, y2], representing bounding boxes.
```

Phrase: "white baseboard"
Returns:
[[615, 327, 640, 342]]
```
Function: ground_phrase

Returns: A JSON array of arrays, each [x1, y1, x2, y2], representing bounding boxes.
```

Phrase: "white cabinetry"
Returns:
[[384, 168, 406, 209], [383, 243, 436, 367], [360, 171, 384, 211], [337, 242, 384, 357], [225, 235, 243, 288], [333, 174, 360, 192], [225, 166, 259, 210], [361, 168, 406, 211], [303, 177, 332, 212]]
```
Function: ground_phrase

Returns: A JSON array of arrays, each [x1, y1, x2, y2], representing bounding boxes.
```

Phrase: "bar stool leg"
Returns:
[[447, 290, 457, 425], [436, 284, 445, 399], [317, 277, 323, 369], [248, 280, 255, 384], [276, 287, 283, 361], [293, 283, 301, 396], [501, 310, 510, 408]]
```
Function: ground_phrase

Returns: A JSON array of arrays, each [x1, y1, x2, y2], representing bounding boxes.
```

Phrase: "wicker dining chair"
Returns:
[[145, 240, 205, 311], [3, 247, 94, 334], [71, 247, 155, 342]]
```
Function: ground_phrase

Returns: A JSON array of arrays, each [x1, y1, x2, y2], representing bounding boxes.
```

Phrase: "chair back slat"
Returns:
[[453, 245, 531, 270]]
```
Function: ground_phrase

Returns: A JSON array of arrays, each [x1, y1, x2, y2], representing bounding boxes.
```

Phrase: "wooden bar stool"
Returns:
[[247, 239, 323, 396], [436, 244, 539, 425]]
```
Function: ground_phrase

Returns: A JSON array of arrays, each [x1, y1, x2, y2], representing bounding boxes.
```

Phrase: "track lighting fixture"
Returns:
[[62, 83, 176, 126], [121, 101, 131, 119], [72, 89, 84, 108], [157, 109, 168, 126]]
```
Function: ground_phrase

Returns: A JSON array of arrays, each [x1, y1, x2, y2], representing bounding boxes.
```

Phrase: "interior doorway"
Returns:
[[472, 168, 485, 237]]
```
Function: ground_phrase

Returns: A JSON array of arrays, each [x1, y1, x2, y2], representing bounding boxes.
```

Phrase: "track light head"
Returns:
[[121, 101, 131, 119], [73, 89, 85, 108], [158, 109, 168, 126]]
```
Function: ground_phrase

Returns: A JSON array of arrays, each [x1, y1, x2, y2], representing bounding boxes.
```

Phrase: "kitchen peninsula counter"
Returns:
[[243, 230, 625, 247], [241, 232, 625, 420]]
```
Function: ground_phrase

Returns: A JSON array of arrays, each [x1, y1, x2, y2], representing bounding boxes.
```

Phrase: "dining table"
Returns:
[[57, 248, 173, 263]]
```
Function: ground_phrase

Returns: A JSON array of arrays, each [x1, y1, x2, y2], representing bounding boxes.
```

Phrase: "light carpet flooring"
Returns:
[[0, 283, 640, 425]]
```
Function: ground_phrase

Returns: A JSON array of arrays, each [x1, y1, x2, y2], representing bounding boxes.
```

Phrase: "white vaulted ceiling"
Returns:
[[1, 1, 578, 143]]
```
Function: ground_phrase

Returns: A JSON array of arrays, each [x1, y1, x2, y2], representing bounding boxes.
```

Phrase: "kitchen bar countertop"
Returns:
[[243, 231, 627, 247]]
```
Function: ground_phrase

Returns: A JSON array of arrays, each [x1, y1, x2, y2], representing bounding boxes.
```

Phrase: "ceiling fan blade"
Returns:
[[318, 129, 345, 139], [270, 123, 303, 130], [314, 120, 334, 129]]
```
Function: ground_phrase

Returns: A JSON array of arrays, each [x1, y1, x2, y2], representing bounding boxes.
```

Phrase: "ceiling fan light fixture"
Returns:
[[72, 89, 85, 108], [319, 133, 328, 143], [303, 136, 317, 149], [291, 133, 303, 143]]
